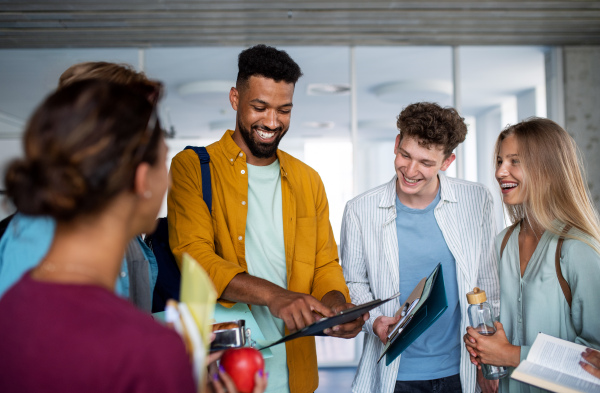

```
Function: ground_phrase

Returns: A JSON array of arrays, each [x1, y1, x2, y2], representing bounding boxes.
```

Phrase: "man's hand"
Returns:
[[373, 315, 401, 344], [267, 289, 334, 332], [221, 273, 334, 333], [477, 368, 498, 393], [320, 290, 367, 339], [581, 348, 600, 379]]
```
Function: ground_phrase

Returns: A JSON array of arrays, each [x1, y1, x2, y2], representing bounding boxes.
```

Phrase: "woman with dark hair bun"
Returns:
[[0, 61, 163, 311], [0, 79, 195, 393]]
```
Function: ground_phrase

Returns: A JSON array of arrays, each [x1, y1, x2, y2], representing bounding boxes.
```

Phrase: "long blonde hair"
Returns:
[[494, 117, 600, 254]]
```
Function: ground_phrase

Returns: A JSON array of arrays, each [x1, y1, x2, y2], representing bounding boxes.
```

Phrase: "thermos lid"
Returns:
[[466, 287, 487, 304]]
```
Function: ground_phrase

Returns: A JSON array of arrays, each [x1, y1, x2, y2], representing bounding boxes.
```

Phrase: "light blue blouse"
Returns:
[[0, 213, 157, 302], [497, 223, 600, 393]]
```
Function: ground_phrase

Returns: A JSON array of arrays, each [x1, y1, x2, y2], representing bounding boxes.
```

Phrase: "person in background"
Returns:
[[0, 79, 195, 392], [168, 44, 365, 393], [464, 118, 600, 393], [0, 62, 159, 311], [341, 102, 500, 393]]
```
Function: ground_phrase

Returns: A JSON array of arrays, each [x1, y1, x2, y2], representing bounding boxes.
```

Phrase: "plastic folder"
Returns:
[[378, 263, 448, 366]]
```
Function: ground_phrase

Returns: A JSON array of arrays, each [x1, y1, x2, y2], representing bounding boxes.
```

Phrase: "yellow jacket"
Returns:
[[167, 130, 350, 393]]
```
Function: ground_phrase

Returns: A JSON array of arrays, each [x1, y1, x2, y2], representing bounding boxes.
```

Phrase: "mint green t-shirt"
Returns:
[[245, 160, 290, 393]]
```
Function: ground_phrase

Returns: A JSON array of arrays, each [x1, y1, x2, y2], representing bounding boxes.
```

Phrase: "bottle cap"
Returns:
[[466, 287, 487, 304]]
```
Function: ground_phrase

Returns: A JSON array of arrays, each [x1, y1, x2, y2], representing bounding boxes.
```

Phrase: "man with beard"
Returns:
[[167, 44, 365, 393]]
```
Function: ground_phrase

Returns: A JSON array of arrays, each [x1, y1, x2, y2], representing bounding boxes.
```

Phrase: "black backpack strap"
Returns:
[[185, 146, 212, 214]]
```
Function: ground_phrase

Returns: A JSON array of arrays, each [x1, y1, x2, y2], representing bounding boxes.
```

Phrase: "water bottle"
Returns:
[[466, 287, 508, 380]]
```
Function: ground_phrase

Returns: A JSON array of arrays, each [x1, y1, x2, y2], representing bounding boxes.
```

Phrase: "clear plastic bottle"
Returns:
[[466, 287, 508, 380]]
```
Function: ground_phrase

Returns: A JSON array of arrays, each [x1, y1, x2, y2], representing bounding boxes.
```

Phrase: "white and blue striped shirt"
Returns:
[[341, 174, 500, 393]]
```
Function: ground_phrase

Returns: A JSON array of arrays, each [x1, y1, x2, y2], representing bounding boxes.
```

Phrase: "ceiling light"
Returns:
[[371, 80, 453, 104], [307, 84, 350, 96]]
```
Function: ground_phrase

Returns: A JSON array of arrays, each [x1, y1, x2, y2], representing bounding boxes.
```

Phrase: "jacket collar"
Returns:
[[219, 130, 244, 166], [219, 130, 288, 177], [438, 173, 457, 203], [379, 176, 398, 209]]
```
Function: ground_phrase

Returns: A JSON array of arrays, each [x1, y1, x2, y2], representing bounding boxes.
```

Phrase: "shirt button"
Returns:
[[242, 201, 246, 205], [230, 158, 233, 162], [120, 271, 127, 278], [239, 153, 243, 157], [238, 236, 243, 241], [241, 170, 245, 175]]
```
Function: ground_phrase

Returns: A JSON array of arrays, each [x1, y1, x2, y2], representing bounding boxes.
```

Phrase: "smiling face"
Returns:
[[495, 134, 525, 205], [230, 75, 294, 165], [394, 134, 455, 208]]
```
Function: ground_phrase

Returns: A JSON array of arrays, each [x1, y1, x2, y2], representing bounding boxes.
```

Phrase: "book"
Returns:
[[377, 263, 448, 365], [179, 252, 217, 348], [169, 253, 217, 393], [511, 333, 600, 393]]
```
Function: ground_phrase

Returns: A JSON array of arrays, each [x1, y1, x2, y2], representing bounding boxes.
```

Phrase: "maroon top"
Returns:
[[0, 272, 196, 393]]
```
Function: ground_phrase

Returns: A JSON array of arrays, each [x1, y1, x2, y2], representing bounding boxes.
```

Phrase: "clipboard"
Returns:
[[377, 263, 447, 366], [258, 292, 401, 350]]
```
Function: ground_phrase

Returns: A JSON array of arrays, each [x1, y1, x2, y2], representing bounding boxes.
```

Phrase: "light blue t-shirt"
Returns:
[[245, 160, 290, 393], [395, 189, 461, 381], [0, 213, 157, 301]]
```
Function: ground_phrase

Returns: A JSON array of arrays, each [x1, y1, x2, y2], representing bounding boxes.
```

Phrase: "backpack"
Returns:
[[145, 146, 211, 313]]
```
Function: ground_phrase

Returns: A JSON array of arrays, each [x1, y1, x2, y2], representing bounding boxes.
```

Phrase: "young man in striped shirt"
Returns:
[[341, 102, 500, 393]]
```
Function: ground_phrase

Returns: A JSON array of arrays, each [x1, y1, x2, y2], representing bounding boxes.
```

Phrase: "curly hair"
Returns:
[[236, 44, 303, 89], [397, 102, 467, 157]]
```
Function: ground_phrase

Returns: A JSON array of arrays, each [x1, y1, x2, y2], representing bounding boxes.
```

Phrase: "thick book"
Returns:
[[511, 333, 600, 393]]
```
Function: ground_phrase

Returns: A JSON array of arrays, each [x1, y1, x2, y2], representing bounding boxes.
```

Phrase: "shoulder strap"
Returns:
[[184, 146, 212, 214], [500, 222, 519, 258], [555, 225, 573, 308]]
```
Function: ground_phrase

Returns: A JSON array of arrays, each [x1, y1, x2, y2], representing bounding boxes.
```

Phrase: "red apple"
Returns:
[[220, 347, 265, 393]]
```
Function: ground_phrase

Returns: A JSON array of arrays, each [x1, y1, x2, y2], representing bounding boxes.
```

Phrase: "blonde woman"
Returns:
[[464, 118, 600, 392]]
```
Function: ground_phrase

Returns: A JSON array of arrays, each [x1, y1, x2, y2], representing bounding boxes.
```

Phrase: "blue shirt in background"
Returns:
[[395, 189, 461, 381], [0, 213, 157, 301]]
